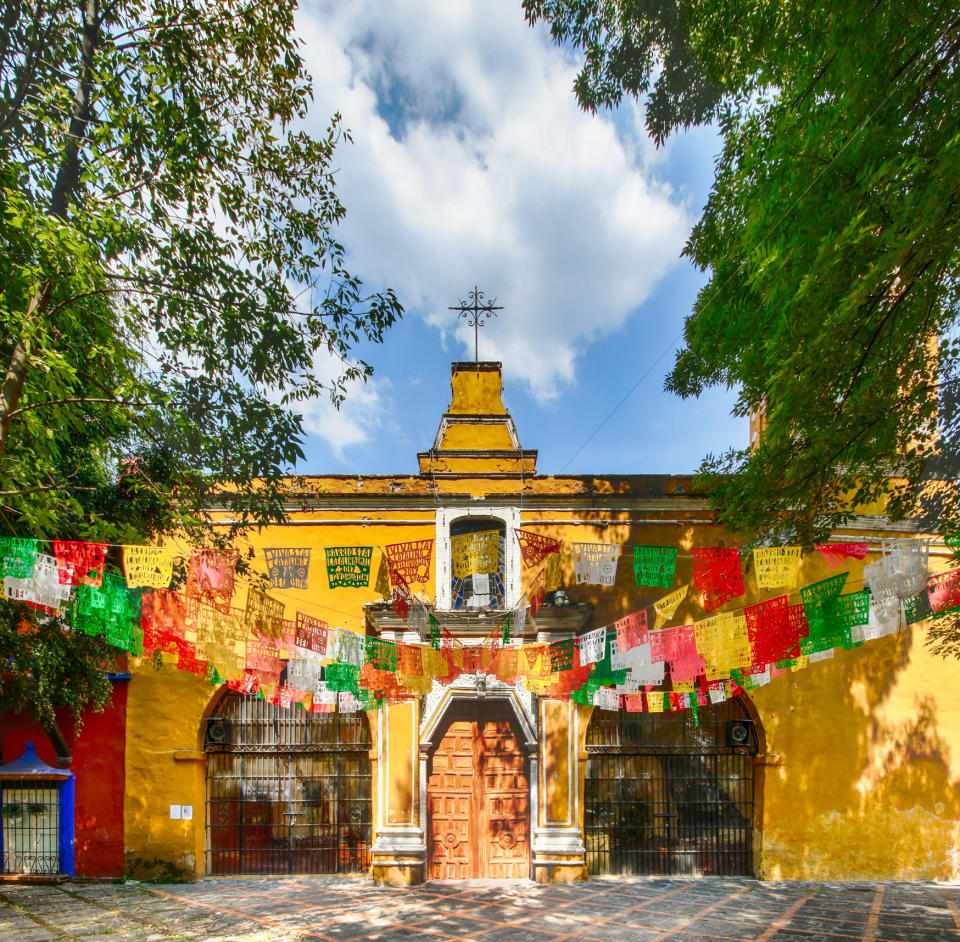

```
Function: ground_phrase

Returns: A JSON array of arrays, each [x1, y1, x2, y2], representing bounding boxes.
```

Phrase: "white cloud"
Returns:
[[297, 0, 692, 403], [297, 354, 390, 462]]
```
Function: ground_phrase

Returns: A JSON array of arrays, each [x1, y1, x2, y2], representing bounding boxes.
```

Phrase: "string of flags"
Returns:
[[0, 530, 957, 717]]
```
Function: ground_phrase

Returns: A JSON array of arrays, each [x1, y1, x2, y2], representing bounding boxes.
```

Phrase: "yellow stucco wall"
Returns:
[[124, 665, 212, 880], [542, 700, 571, 825], [438, 423, 515, 451], [754, 625, 960, 880], [384, 701, 418, 828], [448, 364, 508, 415], [122, 361, 960, 882], [517, 514, 960, 881]]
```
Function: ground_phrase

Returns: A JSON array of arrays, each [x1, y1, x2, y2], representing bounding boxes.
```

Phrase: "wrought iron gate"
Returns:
[[585, 699, 758, 876], [206, 693, 372, 875], [0, 784, 61, 875]]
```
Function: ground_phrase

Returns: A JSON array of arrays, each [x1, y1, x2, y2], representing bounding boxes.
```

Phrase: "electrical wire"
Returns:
[[557, 22, 953, 473]]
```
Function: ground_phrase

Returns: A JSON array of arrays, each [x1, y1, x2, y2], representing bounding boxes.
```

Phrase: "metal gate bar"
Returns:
[[206, 694, 372, 875], [0, 785, 61, 875], [585, 700, 756, 877]]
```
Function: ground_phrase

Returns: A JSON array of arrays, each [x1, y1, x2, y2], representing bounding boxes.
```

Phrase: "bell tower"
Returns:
[[417, 362, 537, 478]]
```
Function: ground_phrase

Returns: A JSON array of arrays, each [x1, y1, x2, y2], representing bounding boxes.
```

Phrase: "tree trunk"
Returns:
[[0, 0, 100, 467], [0, 285, 49, 463], [43, 718, 73, 768]]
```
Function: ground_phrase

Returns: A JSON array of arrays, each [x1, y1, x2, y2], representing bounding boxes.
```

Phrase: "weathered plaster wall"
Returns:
[[123, 666, 211, 880], [439, 423, 514, 450], [525, 514, 960, 881], [753, 624, 960, 880], [120, 360, 960, 882], [448, 364, 506, 415], [1, 679, 127, 877]]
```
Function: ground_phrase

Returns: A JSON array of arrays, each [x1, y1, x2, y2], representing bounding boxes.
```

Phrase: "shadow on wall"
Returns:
[[755, 631, 960, 880], [0, 681, 127, 879], [124, 855, 195, 883], [530, 518, 960, 881]]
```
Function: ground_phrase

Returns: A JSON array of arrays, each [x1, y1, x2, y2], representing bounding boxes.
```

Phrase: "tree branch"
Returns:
[[0, 484, 98, 496], [8, 397, 158, 419]]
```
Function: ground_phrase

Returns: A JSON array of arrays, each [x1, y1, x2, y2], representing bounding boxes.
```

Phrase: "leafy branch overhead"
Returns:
[[0, 0, 401, 722], [526, 0, 960, 551]]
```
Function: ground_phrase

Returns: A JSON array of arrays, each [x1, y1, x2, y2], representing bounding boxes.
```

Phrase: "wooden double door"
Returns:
[[426, 701, 530, 879]]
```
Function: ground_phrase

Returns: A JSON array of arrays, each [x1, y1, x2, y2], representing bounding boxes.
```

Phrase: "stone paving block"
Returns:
[[760, 933, 840, 941], [469, 927, 557, 942], [439, 903, 529, 922], [710, 906, 777, 925], [423, 898, 489, 914], [4, 876, 960, 942], [48, 916, 113, 931], [555, 902, 628, 919], [879, 911, 959, 928], [319, 921, 407, 941], [508, 910, 584, 931], [0, 916, 49, 934], [799, 921, 872, 936], [625, 910, 692, 929], [639, 897, 716, 916], [875, 924, 960, 941], [414, 915, 503, 936], [579, 928, 665, 942], [417, 884, 471, 896], [747, 880, 819, 902], [724, 897, 790, 914], [610, 910, 678, 930], [809, 894, 874, 909], [375, 928, 454, 940], [683, 884, 745, 896], [5, 929, 58, 942], [679, 916, 766, 939]]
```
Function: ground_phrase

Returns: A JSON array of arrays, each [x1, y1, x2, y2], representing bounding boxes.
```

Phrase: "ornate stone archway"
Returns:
[[421, 681, 536, 879], [419, 676, 539, 879], [370, 675, 539, 884]]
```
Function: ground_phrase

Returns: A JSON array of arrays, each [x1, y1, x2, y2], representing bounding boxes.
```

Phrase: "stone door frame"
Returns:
[[419, 675, 539, 877]]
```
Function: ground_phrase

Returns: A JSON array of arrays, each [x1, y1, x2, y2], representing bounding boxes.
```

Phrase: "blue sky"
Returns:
[[292, 0, 745, 477]]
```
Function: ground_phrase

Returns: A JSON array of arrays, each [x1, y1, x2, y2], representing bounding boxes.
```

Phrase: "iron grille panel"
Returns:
[[585, 699, 756, 877], [206, 693, 372, 875], [1, 785, 61, 875]]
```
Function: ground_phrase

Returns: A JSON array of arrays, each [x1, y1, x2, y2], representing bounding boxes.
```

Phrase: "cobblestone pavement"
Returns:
[[0, 877, 958, 942]]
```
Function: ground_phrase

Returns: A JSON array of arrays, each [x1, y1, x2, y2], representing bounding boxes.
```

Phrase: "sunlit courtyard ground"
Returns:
[[1, 876, 958, 941]]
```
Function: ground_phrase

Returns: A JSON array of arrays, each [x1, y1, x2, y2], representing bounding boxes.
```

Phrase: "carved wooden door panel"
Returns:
[[426, 717, 474, 879], [479, 715, 529, 878], [427, 702, 529, 880]]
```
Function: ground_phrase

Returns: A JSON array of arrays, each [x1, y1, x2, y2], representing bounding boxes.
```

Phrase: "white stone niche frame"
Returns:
[[418, 677, 539, 866], [434, 505, 521, 611]]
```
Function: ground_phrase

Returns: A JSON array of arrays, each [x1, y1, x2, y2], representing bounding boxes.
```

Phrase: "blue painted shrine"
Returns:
[[0, 742, 74, 877]]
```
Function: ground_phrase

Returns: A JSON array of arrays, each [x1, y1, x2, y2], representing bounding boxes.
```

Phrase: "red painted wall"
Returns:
[[0, 679, 127, 877]]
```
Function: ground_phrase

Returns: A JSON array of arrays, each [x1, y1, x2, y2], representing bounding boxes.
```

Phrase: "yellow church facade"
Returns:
[[121, 362, 960, 885]]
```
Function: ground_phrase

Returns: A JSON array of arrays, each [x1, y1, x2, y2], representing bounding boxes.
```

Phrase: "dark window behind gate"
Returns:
[[585, 699, 758, 877], [206, 693, 372, 875]]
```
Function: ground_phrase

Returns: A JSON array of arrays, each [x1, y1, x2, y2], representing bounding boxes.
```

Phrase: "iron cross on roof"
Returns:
[[449, 286, 503, 362]]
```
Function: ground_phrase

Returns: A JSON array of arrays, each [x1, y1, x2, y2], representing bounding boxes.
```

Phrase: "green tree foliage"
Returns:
[[0, 0, 402, 726], [525, 0, 960, 547]]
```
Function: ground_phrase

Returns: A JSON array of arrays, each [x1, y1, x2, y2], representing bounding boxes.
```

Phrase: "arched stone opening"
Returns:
[[419, 681, 537, 880], [202, 690, 372, 875], [448, 515, 507, 610]]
